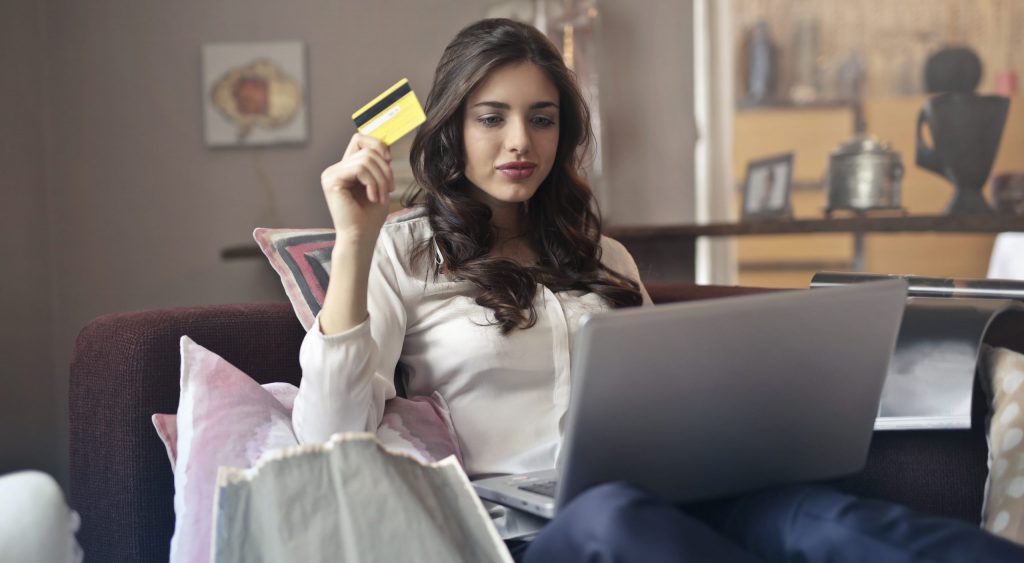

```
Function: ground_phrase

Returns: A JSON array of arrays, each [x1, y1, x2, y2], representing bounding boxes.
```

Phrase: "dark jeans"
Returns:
[[510, 482, 1024, 563]]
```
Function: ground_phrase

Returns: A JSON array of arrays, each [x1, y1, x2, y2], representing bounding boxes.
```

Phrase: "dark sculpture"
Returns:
[[915, 47, 1010, 214]]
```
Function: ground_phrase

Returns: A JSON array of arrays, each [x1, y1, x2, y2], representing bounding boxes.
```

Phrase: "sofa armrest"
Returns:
[[69, 302, 305, 563]]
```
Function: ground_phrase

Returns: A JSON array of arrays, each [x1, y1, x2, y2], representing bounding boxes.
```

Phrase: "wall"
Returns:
[[37, 0, 494, 488], [0, 0, 58, 478], [599, 1, 696, 225], [4, 0, 700, 489]]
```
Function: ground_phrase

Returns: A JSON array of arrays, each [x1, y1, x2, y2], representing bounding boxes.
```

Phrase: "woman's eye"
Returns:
[[478, 115, 503, 127], [532, 115, 556, 128]]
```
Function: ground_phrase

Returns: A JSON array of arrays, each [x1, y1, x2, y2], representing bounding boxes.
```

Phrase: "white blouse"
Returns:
[[293, 208, 652, 477]]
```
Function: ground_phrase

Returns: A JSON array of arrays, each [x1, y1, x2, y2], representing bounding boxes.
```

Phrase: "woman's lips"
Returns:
[[497, 162, 537, 180]]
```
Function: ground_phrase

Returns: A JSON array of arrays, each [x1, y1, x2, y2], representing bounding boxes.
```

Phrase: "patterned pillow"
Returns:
[[253, 209, 417, 331], [253, 227, 335, 331], [152, 336, 462, 563], [982, 345, 1024, 544]]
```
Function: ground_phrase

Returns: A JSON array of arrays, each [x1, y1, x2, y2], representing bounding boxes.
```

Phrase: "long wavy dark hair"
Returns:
[[405, 18, 643, 333]]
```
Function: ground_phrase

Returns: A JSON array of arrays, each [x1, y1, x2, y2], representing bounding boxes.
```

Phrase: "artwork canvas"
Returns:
[[742, 153, 794, 220], [202, 41, 308, 147]]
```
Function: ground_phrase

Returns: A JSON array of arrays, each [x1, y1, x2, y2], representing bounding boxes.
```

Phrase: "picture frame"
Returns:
[[201, 41, 308, 147], [741, 153, 794, 220]]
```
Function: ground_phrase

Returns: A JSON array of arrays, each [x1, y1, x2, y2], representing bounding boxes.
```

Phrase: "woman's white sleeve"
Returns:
[[292, 237, 405, 444]]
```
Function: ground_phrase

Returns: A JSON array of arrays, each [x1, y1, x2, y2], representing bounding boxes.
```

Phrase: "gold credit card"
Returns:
[[352, 78, 426, 146]]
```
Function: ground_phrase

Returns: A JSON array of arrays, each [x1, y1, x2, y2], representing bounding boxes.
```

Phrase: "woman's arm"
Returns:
[[317, 133, 394, 335], [292, 133, 404, 443], [293, 236, 407, 443]]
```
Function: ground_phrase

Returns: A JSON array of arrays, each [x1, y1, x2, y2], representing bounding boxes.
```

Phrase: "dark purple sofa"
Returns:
[[69, 283, 992, 562]]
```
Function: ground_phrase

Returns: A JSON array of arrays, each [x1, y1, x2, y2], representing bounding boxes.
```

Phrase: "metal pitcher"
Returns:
[[825, 136, 904, 215]]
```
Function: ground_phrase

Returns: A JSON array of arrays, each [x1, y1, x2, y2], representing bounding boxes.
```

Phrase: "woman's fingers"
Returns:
[[364, 149, 395, 200], [354, 150, 392, 203], [354, 169, 379, 203], [343, 133, 391, 162], [322, 148, 394, 202]]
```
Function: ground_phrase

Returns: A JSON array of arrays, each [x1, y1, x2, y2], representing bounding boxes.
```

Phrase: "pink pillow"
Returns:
[[154, 336, 461, 563], [167, 337, 297, 563]]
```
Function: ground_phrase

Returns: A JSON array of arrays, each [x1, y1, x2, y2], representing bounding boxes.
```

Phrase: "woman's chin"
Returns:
[[471, 183, 540, 207]]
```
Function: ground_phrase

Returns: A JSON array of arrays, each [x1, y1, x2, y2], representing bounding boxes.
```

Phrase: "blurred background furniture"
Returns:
[[609, 215, 1024, 283], [989, 232, 1024, 280]]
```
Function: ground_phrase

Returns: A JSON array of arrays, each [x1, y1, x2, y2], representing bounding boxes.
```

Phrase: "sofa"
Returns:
[[69, 282, 997, 562]]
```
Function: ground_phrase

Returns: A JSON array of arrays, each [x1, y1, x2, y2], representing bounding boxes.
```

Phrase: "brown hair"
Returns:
[[405, 18, 642, 333]]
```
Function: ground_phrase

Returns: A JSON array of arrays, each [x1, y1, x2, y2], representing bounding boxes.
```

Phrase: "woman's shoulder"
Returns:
[[598, 234, 632, 265], [378, 206, 432, 246], [375, 206, 434, 276], [383, 206, 431, 231], [598, 234, 644, 282]]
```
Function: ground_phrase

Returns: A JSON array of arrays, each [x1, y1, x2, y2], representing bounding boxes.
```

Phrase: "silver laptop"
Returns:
[[472, 280, 908, 519]]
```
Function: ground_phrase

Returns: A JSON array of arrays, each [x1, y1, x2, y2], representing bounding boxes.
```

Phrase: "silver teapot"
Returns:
[[825, 136, 904, 215]]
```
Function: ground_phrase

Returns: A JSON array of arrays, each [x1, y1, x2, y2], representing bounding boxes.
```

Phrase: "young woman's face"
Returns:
[[462, 62, 560, 211]]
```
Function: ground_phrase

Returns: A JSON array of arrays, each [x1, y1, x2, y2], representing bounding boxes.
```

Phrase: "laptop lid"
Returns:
[[554, 279, 908, 511]]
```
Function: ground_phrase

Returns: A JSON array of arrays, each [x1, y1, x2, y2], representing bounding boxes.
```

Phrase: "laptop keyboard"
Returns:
[[518, 479, 558, 498]]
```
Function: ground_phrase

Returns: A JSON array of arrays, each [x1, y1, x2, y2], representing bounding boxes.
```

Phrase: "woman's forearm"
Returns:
[[318, 234, 378, 335]]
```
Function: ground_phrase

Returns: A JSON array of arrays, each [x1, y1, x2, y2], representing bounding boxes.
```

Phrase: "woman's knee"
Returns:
[[524, 482, 660, 557], [0, 471, 82, 563], [565, 481, 650, 514], [556, 481, 660, 536], [526, 482, 764, 563]]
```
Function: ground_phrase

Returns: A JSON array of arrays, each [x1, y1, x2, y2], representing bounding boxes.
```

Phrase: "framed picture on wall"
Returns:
[[202, 41, 308, 147], [741, 153, 794, 220]]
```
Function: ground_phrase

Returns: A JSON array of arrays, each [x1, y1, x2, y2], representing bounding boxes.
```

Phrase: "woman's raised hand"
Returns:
[[320, 133, 395, 240]]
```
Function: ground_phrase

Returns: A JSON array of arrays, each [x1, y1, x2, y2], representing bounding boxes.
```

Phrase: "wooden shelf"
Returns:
[[222, 215, 1024, 285], [606, 214, 1024, 240]]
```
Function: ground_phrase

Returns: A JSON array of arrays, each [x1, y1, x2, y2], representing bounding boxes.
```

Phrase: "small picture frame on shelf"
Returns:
[[742, 153, 794, 220]]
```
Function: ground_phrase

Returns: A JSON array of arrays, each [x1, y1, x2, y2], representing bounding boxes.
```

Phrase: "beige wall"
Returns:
[[0, 0, 57, 479], [40, 0, 497, 489], [600, 1, 696, 225], [2, 1, 700, 489]]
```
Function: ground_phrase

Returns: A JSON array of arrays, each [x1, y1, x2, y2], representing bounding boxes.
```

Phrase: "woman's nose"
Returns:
[[504, 118, 531, 155]]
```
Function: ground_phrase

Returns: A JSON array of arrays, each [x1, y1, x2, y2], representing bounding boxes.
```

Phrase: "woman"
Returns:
[[295, 18, 1023, 562]]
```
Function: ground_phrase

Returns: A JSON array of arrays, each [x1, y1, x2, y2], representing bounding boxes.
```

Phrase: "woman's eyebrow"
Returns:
[[530, 101, 559, 110], [471, 101, 560, 110]]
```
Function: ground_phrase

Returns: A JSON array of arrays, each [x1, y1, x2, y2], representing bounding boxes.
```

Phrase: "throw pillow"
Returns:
[[252, 227, 335, 331], [252, 208, 416, 331], [169, 336, 298, 563], [152, 395, 462, 468], [156, 336, 462, 563], [981, 345, 1024, 544]]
